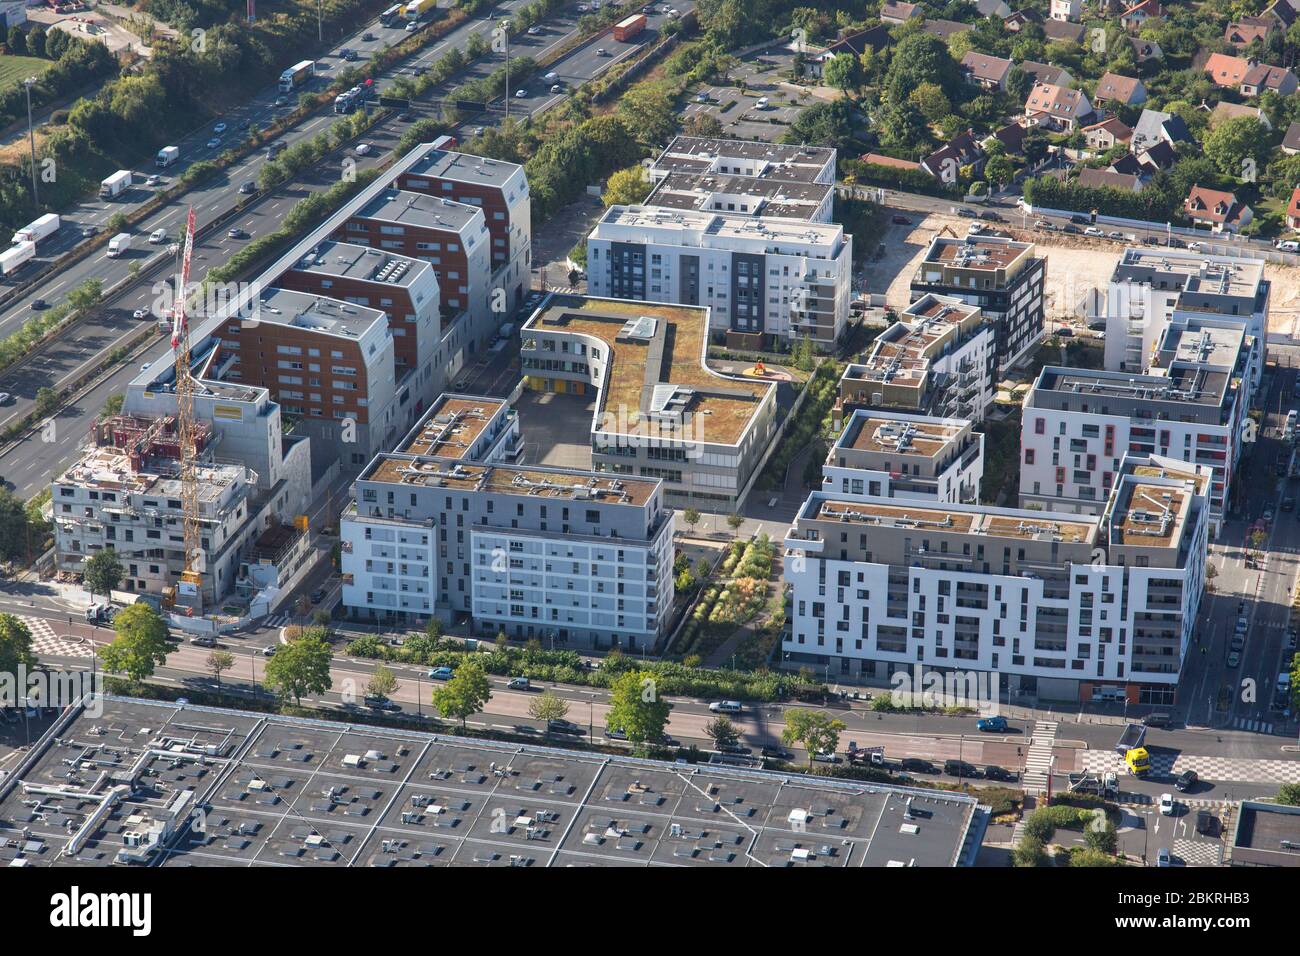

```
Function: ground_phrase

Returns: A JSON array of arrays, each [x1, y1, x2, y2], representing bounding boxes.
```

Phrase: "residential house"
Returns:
[[988, 122, 1026, 155], [1004, 9, 1043, 31], [920, 131, 986, 184], [1051, 0, 1082, 19], [1094, 72, 1147, 106], [1268, 0, 1299, 27], [1025, 82, 1094, 131], [1108, 153, 1148, 179], [1184, 185, 1253, 233], [806, 24, 892, 77], [1083, 117, 1133, 150], [1021, 60, 1074, 87], [1077, 168, 1142, 192], [880, 0, 922, 23], [923, 19, 973, 38], [1204, 52, 1252, 88], [1287, 187, 1300, 230], [1131, 108, 1193, 152], [961, 51, 1014, 91], [976, 0, 1013, 16], [1044, 19, 1087, 41], [1282, 121, 1300, 155], [1121, 0, 1164, 30], [1241, 63, 1298, 96], [1210, 100, 1272, 131], [1136, 139, 1177, 172], [1225, 16, 1274, 47], [1129, 36, 1163, 63]]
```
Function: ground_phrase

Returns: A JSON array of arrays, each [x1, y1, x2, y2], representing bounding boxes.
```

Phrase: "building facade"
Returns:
[[822, 410, 984, 504]]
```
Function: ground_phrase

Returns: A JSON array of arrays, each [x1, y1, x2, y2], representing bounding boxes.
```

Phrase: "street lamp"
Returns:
[[501, 21, 512, 121], [23, 77, 39, 210]]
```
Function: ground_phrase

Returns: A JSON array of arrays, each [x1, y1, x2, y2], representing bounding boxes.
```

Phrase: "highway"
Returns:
[[0, 1, 687, 499]]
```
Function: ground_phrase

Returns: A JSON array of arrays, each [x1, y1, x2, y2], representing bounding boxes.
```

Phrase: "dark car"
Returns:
[[239, 181, 256, 195], [1284, 497, 1296, 512], [1175, 770, 1199, 792], [1070, 214, 1089, 224], [1167, 237, 1186, 249], [719, 741, 752, 755], [31, 298, 47, 310], [310, 587, 327, 603], [900, 757, 937, 774], [547, 719, 584, 736], [605, 726, 629, 740], [1195, 810, 1219, 836], [1062, 224, 1081, 235], [979, 210, 1003, 222], [760, 745, 793, 761], [1143, 712, 1171, 729], [943, 759, 981, 778], [957, 207, 977, 218], [890, 214, 912, 225], [364, 695, 399, 712], [984, 765, 1018, 782]]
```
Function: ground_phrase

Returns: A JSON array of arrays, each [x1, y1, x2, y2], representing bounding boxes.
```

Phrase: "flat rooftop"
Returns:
[[524, 295, 772, 447], [399, 396, 507, 459], [802, 496, 1097, 544], [1114, 247, 1265, 298], [56, 447, 245, 503], [288, 240, 433, 289], [1110, 479, 1190, 548], [1158, 323, 1245, 371], [0, 697, 982, 868], [256, 287, 386, 339], [1231, 801, 1300, 867], [596, 205, 843, 250], [1034, 366, 1229, 408], [839, 414, 965, 460], [364, 458, 659, 508], [354, 188, 483, 233], [651, 136, 834, 184], [922, 236, 1031, 273], [645, 170, 832, 220], [843, 296, 982, 391], [402, 147, 523, 188]]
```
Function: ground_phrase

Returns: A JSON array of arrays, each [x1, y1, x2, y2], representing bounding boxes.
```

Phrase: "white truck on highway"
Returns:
[[99, 169, 132, 199], [0, 240, 35, 276], [279, 60, 316, 93], [12, 213, 60, 246], [107, 233, 132, 258], [156, 145, 180, 168]]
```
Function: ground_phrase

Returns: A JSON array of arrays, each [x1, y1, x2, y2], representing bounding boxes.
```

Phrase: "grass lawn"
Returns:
[[0, 55, 52, 90]]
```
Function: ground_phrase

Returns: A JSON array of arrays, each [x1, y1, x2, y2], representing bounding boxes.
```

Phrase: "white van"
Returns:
[[709, 700, 742, 713]]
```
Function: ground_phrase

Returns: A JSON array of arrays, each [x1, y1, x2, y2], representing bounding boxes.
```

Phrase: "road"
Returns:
[[0, 2, 689, 500]]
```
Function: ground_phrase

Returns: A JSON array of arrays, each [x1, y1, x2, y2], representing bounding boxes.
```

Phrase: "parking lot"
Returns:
[[681, 50, 812, 143]]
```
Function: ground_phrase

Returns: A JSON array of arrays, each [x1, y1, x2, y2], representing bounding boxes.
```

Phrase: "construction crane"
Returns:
[[171, 207, 202, 611]]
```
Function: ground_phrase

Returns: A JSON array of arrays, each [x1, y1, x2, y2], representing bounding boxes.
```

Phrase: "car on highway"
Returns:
[[147, 174, 163, 186], [890, 214, 912, 225], [1188, 241, 1204, 251], [212, 122, 227, 135], [31, 298, 47, 310], [190, 636, 219, 648], [1285, 497, 1296, 512], [206, 137, 222, 149], [149, 228, 167, 243], [1175, 770, 1198, 793], [341, 48, 358, 61], [976, 715, 1008, 732], [362, 31, 375, 40], [426, 666, 454, 680], [596, 47, 610, 56], [546, 718, 584, 736], [405, 20, 418, 31], [550, 84, 563, 93], [132, 308, 149, 320], [1227, 651, 1241, 668], [0, 392, 10, 405], [956, 207, 977, 217], [354, 143, 373, 156], [605, 726, 628, 740], [239, 181, 256, 195], [506, 677, 532, 690], [227, 227, 248, 239], [471, 126, 485, 137], [721, 741, 754, 756], [708, 700, 742, 713], [274, 95, 289, 106], [365, 695, 400, 712], [310, 588, 327, 603], [544, 71, 559, 81]]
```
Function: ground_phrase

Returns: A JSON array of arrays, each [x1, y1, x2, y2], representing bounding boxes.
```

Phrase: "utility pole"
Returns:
[[502, 20, 511, 121], [23, 77, 39, 210], [317, 0, 323, 44]]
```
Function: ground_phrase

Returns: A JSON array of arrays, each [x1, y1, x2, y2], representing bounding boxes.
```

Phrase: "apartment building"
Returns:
[[340, 394, 675, 651], [783, 458, 1208, 704], [394, 145, 532, 308], [51, 415, 296, 606], [520, 295, 777, 512], [1099, 246, 1268, 393], [837, 294, 996, 421], [1019, 325, 1250, 530], [822, 410, 984, 505], [334, 188, 495, 352], [644, 170, 835, 223], [214, 288, 401, 475], [909, 235, 1046, 372], [585, 205, 853, 350], [649, 136, 837, 190], [277, 241, 448, 409]]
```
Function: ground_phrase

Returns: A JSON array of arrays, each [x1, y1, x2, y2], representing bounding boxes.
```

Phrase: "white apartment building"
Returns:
[[340, 393, 675, 650], [1098, 247, 1269, 396], [1019, 322, 1251, 531], [783, 457, 1209, 705], [837, 294, 996, 421], [823, 410, 984, 504], [585, 205, 853, 350], [649, 137, 837, 190]]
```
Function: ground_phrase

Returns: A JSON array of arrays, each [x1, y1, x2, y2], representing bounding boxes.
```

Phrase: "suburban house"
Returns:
[[987, 122, 1026, 154], [1136, 139, 1177, 171], [1225, 16, 1274, 47], [1184, 185, 1253, 233], [880, 0, 922, 23], [1077, 168, 1142, 192], [1287, 187, 1300, 230], [806, 24, 892, 77], [1004, 9, 1043, 31], [1083, 116, 1133, 150], [1044, 19, 1086, 41], [1021, 60, 1074, 86], [1120, 0, 1163, 30], [1129, 36, 1163, 63], [1241, 62, 1298, 96], [923, 19, 973, 38], [1204, 52, 1252, 88], [1050, 0, 1081, 19], [1210, 100, 1272, 131], [1131, 108, 1193, 152], [1094, 72, 1147, 105], [961, 51, 1014, 91], [1268, 0, 1299, 27], [1108, 153, 1147, 179], [1282, 121, 1300, 155], [976, 0, 1013, 16], [920, 131, 986, 183], [1025, 82, 1094, 131]]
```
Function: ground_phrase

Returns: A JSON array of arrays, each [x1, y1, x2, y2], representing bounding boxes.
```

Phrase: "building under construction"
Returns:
[[51, 413, 291, 607]]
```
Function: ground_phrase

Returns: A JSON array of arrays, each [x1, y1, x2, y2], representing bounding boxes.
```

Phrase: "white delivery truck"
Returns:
[[99, 169, 132, 199], [156, 145, 180, 168], [0, 240, 35, 276], [107, 233, 132, 258], [12, 213, 60, 245]]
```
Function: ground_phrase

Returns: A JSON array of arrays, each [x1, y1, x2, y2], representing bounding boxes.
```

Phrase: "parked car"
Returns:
[[900, 757, 937, 774], [890, 214, 912, 225], [943, 759, 981, 778], [605, 726, 629, 740], [1175, 770, 1199, 793], [212, 122, 227, 135], [365, 695, 400, 712], [760, 745, 793, 761], [1156, 847, 1172, 867], [708, 700, 742, 713], [506, 677, 531, 690], [979, 210, 1003, 222], [1158, 792, 1176, 815], [976, 715, 1008, 732], [426, 666, 454, 680], [1063, 224, 1081, 235], [984, 765, 1018, 782], [1085, 226, 1105, 237]]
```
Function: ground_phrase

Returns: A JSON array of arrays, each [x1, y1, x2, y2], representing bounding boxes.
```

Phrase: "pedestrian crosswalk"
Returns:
[[262, 613, 292, 629], [1083, 749, 1300, 784], [22, 616, 93, 659], [1021, 720, 1058, 794], [1171, 838, 1222, 867], [1229, 716, 1277, 734]]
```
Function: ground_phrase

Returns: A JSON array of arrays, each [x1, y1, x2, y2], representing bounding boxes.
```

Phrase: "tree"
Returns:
[[618, 80, 677, 146], [704, 716, 739, 750], [529, 690, 570, 723], [367, 663, 399, 701], [83, 548, 124, 602], [206, 650, 235, 696], [985, 154, 1015, 188], [682, 112, 724, 137], [1204, 116, 1267, 179], [605, 669, 671, 745], [726, 513, 745, 533], [602, 165, 651, 206], [102, 393, 125, 417], [781, 708, 846, 766], [884, 32, 961, 104], [682, 508, 701, 534], [8, 25, 27, 56], [432, 659, 492, 728], [98, 604, 174, 683], [822, 52, 859, 95], [0, 490, 32, 562], [909, 82, 951, 124], [1277, 783, 1300, 806], [263, 626, 333, 706], [0, 613, 36, 677], [34, 387, 59, 418]]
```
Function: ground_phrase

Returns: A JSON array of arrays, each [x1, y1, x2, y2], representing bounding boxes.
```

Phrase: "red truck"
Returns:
[[613, 13, 646, 41]]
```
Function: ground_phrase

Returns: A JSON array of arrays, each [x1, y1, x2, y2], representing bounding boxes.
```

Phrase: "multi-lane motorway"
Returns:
[[0, 1, 689, 498]]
